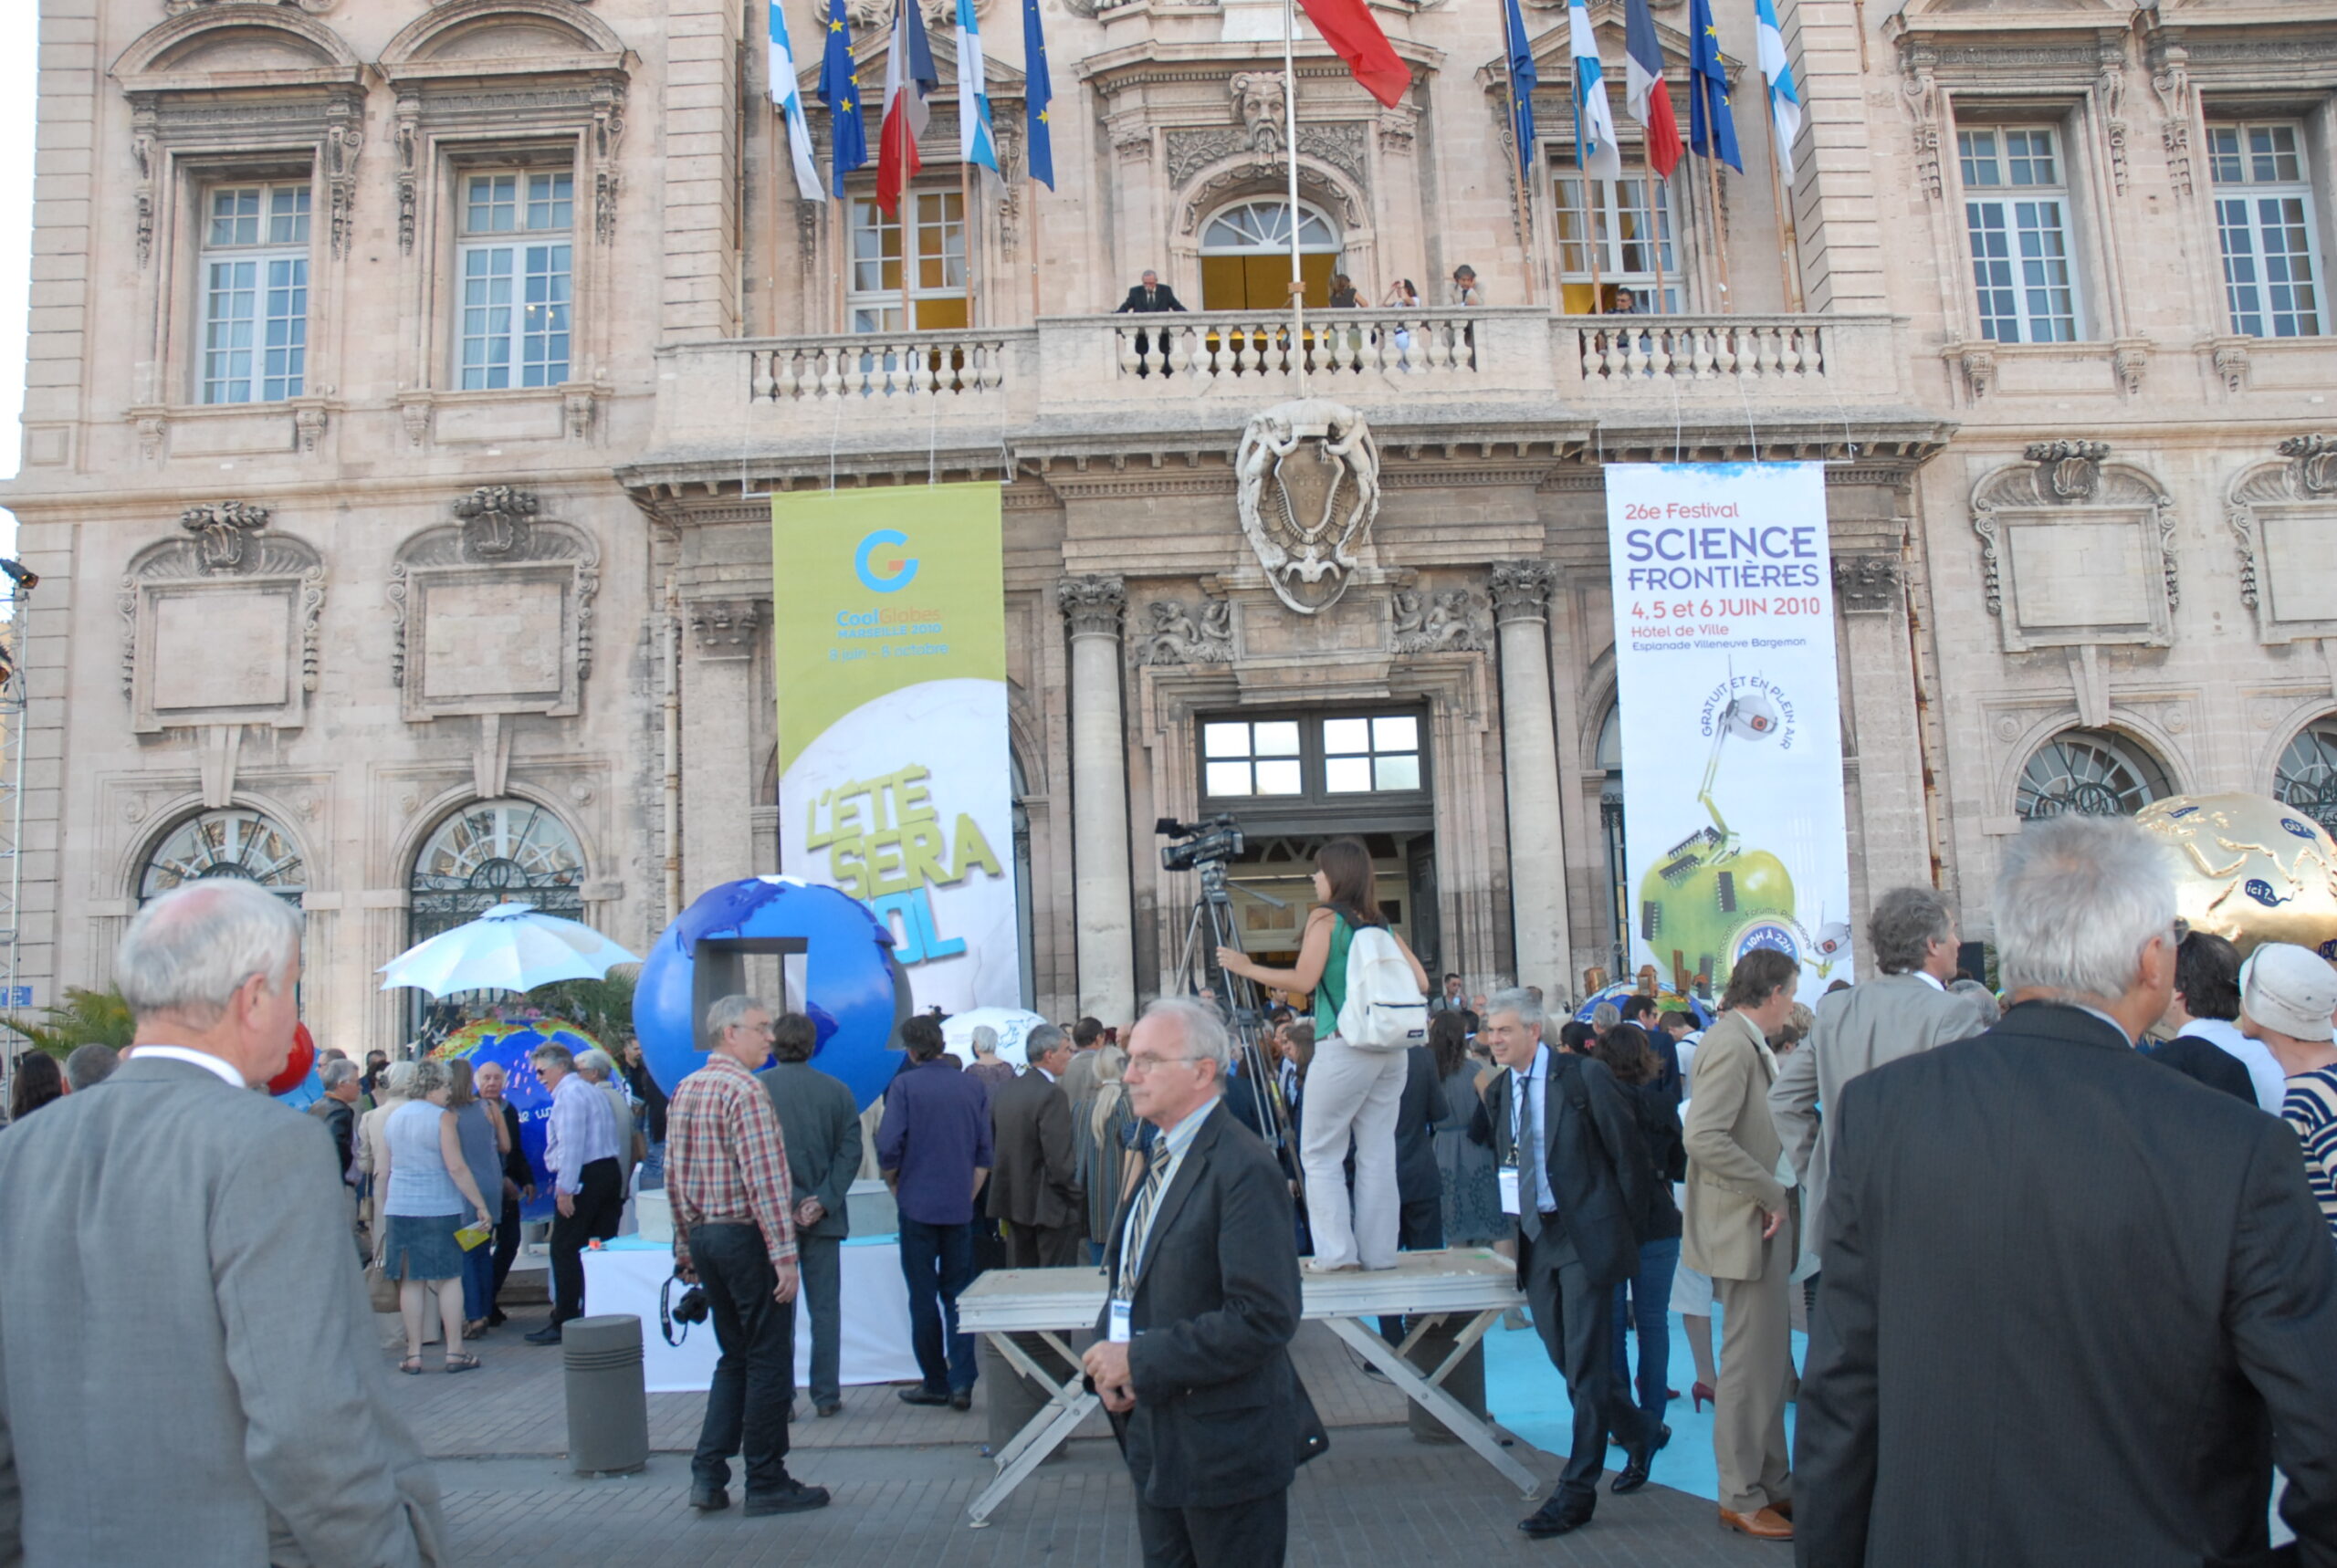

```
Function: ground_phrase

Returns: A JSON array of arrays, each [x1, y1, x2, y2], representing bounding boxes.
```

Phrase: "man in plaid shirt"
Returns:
[[667, 993, 830, 1517]]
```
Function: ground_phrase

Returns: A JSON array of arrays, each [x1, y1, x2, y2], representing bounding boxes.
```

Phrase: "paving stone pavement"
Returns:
[[401, 1312, 1785, 1566]]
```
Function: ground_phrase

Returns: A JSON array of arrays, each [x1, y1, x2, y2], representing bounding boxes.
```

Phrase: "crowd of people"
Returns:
[[9, 814, 2337, 1566]]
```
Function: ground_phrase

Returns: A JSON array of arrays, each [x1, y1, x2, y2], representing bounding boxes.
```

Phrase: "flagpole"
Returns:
[[1703, 142, 1732, 315], [1506, 140, 1536, 308], [1028, 173, 1042, 323], [960, 157, 977, 325], [1281, 0, 1309, 392], [1650, 156, 1668, 315], [1766, 139, 1802, 312], [1587, 172, 1606, 314]]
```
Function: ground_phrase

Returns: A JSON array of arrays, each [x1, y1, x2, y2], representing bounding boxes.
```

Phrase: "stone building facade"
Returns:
[[5, 0, 2333, 1048]]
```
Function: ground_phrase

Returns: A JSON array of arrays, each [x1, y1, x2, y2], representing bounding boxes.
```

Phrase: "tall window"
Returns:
[[199, 183, 309, 404], [458, 171, 573, 389], [847, 190, 968, 331], [2276, 721, 2337, 837], [1199, 200, 1341, 310], [1200, 710, 1427, 805], [1554, 172, 1678, 314], [2015, 730, 2169, 820], [140, 808, 306, 904], [1959, 127, 2080, 343], [408, 798, 585, 946], [2210, 122, 2325, 340]]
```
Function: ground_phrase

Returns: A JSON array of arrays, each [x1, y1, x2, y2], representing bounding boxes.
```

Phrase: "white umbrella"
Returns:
[[939, 1007, 1052, 1071], [377, 901, 640, 998]]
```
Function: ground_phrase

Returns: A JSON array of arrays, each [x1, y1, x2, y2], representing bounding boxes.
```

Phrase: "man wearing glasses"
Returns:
[[1082, 998, 1304, 1568]]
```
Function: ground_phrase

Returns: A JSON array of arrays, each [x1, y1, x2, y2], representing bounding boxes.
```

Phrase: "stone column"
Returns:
[[1833, 553, 1932, 911], [1489, 560, 1572, 991], [679, 596, 766, 904], [1058, 576, 1135, 1024]]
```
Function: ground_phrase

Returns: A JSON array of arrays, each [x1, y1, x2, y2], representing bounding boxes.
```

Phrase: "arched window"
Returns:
[[408, 798, 585, 946], [1199, 199, 1342, 310], [2275, 719, 2337, 836], [2016, 729, 2173, 820], [139, 808, 306, 904]]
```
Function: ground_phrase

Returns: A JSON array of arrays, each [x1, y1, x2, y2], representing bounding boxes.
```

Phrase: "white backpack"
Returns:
[[1336, 925, 1430, 1051]]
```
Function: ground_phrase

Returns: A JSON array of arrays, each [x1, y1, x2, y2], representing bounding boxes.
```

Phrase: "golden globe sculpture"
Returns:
[[2133, 792, 2337, 959]]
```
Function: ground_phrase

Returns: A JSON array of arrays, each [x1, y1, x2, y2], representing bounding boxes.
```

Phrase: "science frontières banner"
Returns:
[[771, 483, 1022, 1013], [1605, 462, 1852, 1005]]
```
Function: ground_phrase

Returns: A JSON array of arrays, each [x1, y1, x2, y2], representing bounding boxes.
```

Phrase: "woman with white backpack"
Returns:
[[1218, 838, 1429, 1271]]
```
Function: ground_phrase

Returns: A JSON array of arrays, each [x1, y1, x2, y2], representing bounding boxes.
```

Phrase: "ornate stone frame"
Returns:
[[386, 487, 601, 722], [110, 7, 362, 444], [119, 502, 326, 734], [1969, 442, 2176, 653], [2228, 436, 2337, 645]]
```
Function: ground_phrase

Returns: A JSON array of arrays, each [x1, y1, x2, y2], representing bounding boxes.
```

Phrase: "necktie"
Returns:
[[1516, 1071, 1543, 1240], [1116, 1144, 1172, 1299]]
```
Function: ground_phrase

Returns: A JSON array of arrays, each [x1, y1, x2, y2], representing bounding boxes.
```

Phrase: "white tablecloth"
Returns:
[[583, 1237, 922, 1394]]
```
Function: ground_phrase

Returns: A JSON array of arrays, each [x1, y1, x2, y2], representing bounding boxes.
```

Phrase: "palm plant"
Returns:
[[0, 986, 135, 1061]]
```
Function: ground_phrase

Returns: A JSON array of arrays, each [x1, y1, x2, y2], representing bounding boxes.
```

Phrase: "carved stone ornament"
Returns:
[[121, 507, 326, 732], [387, 505, 599, 720], [689, 599, 769, 660], [1970, 446, 2177, 653], [1230, 73, 1288, 156], [1057, 575, 1127, 638], [452, 486, 540, 559], [1959, 347, 1996, 402], [1133, 599, 1233, 666], [1236, 400, 1383, 616], [1390, 588, 1487, 653], [166, 0, 340, 14], [2227, 439, 2337, 643], [1486, 560, 1556, 621], [1832, 553, 1902, 615], [180, 500, 272, 573]]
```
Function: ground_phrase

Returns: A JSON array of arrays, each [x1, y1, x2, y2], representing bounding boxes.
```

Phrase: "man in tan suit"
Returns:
[[1769, 886, 1985, 1281], [1682, 946, 1801, 1542]]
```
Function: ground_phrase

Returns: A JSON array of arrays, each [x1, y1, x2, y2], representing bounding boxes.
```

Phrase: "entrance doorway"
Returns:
[[1198, 199, 1343, 310]]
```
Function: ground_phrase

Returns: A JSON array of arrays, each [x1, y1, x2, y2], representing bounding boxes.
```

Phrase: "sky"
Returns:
[[0, 5, 38, 556]]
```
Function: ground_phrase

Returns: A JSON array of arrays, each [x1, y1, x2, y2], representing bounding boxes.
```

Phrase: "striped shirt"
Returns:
[[666, 1053, 797, 1273], [2282, 1065, 2337, 1242]]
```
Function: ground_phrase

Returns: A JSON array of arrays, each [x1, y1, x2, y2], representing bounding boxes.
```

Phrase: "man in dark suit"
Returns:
[[1082, 998, 1303, 1568], [0, 881, 447, 1565], [477, 1059, 533, 1328], [876, 1014, 993, 1410], [759, 1010, 865, 1419], [987, 1023, 1085, 1267], [1472, 988, 1667, 1537], [1378, 1041, 1451, 1345], [2147, 928, 2282, 1108], [1797, 815, 2337, 1565], [1115, 269, 1187, 314]]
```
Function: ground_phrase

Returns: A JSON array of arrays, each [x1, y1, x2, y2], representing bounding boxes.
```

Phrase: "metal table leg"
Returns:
[[1320, 1312, 1540, 1496]]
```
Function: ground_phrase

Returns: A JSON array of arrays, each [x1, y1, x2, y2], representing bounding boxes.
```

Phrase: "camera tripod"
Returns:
[[1168, 860, 1298, 1175]]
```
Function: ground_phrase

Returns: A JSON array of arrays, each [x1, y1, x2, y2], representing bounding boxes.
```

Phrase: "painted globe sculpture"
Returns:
[[431, 1017, 604, 1223], [2134, 793, 2337, 960]]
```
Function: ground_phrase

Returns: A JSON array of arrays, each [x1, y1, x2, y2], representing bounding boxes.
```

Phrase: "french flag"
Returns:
[[875, 0, 938, 216], [1296, 0, 1409, 110], [1623, 0, 1683, 178]]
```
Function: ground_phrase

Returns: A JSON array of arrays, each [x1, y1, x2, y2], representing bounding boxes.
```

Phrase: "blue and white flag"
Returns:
[[769, 0, 825, 200], [1568, 0, 1622, 180], [955, 0, 1001, 175], [1754, 0, 1802, 182]]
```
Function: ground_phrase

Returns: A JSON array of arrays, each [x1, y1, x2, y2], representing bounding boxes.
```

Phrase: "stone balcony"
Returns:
[[638, 308, 1913, 473]]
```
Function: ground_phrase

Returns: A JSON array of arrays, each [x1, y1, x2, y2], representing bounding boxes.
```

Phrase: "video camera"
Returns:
[[1157, 814, 1245, 872]]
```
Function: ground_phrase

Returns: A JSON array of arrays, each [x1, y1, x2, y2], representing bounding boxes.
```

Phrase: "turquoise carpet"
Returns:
[[1481, 1309, 1806, 1504]]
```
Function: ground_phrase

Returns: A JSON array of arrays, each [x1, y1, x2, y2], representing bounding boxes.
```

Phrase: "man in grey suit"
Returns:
[[987, 1023, 1085, 1268], [759, 1010, 864, 1418], [1768, 884, 1985, 1282], [0, 880, 446, 1567]]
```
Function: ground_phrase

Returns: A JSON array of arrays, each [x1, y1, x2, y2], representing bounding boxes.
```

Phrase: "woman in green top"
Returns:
[[1219, 837, 1427, 1270]]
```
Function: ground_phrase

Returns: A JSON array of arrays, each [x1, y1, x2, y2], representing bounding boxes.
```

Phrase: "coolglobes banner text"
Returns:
[[1605, 463, 1852, 1005], [772, 485, 1021, 1013]]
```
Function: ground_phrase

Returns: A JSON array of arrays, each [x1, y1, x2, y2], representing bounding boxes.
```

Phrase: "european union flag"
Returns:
[[1501, 0, 1536, 183], [819, 0, 870, 197], [1687, 0, 1741, 172], [1022, 0, 1054, 188]]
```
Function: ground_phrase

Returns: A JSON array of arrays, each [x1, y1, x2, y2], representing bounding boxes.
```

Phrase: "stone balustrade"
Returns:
[[647, 309, 1905, 457]]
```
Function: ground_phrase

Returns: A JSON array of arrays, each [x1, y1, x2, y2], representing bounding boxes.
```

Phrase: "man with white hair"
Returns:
[[0, 880, 447, 1566], [525, 1040, 623, 1344], [1080, 997, 1304, 1568], [576, 1046, 644, 1198], [1797, 816, 2337, 1564]]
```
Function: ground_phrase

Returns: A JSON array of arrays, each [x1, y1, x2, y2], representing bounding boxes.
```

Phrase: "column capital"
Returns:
[[688, 597, 768, 660], [1058, 574, 1127, 639], [1832, 553, 1902, 615], [1487, 559, 1556, 622]]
